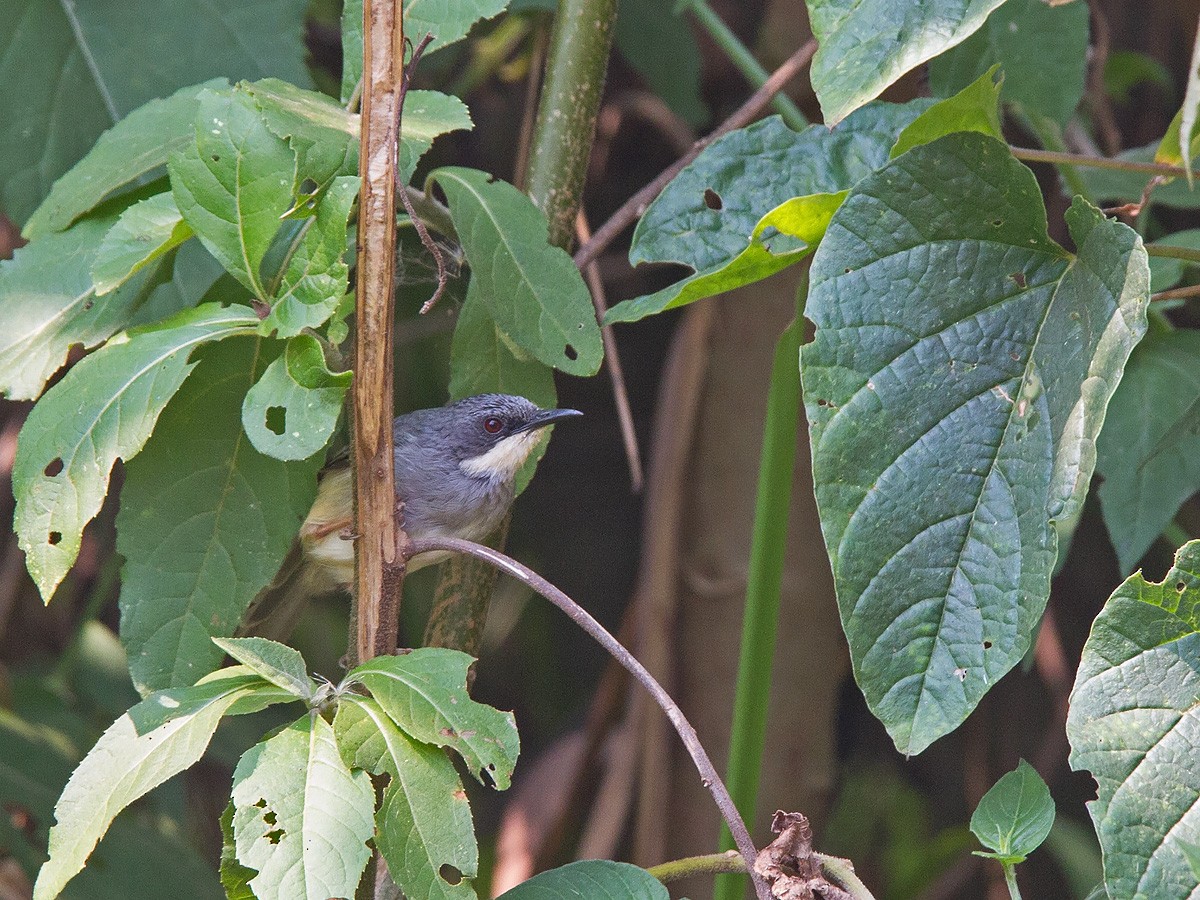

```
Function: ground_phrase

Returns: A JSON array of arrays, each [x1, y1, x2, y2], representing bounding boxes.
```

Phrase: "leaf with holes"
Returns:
[[802, 133, 1149, 754], [496, 861, 669, 900], [1068, 540, 1200, 899], [117, 338, 320, 693], [92, 192, 194, 295], [970, 760, 1055, 864], [13, 304, 260, 602], [890, 66, 1003, 159], [428, 167, 602, 375], [169, 89, 296, 299], [336, 696, 477, 900], [242, 334, 351, 461], [231, 714, 375, 900], [350, 648, 520, 789]]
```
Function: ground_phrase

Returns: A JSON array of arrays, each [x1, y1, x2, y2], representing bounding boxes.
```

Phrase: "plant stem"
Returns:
[[1010, 146, 1200, 180], [523, 0, 619, 248], [817, 853, 877, 900], [649, 851, 745, 883], [405, 535, 772, 900], [1163, 521, 1191, 548], [1146, 244, 1200, 264], [715, 270, 807, 900], [1002, 862, 1023, 900], [1152, 284, 1200, 303], [680, 0, 807, 130]]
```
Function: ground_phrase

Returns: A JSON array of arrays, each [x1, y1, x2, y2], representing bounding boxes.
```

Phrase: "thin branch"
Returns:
[[1010, 146, 1200, 179], [574, 38, 818, 271], [404, 535, 771, 900], [1146, 244, 1200, 264], [1153, 283, 1200, 303]]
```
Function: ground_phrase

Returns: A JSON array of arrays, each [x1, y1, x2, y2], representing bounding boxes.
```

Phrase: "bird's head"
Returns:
[[440, 394, 582, 484]]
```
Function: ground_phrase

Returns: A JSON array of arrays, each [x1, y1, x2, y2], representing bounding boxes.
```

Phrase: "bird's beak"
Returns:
[[515, 408, 583, 434]]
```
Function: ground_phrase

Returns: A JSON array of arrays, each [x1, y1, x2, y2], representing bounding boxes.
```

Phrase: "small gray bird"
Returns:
[[240, 394, 582, 639]]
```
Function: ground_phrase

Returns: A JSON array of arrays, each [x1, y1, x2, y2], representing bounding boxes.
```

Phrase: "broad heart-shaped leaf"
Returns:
[[1096, 328, 1200, 575], [805, 0, 1007, 124], [496, 861, 669, 900], [13, 304, 260, 602], [231, 713, 375, 900], [890, 66, 1003, 159], [117, 337, 320, 693], [2, 0, 310, 228], [261, 176, 358, 338], [1067, 541, 1200, 900], [606, 192, 846, 325], [211, 638, 313, 700], [31, 670, 273, 900], [350, 648, 520, 789], [0, 216, 163, 401], [802, 133, 1149, 755], [93, 192, 194, 295], [170, 88, 296, 299], [428, 167, 602, 376], [970, 760, 1054, 862], [20, 80, 226, 239], [928, 0, 1090, 128], [336, 696, 477, 900], [242, 334, 351, 461]]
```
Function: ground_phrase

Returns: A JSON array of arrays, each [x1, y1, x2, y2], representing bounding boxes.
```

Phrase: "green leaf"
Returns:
[[1105, 51, 1173, 106], [1146, 230, 1200, 292], [1067, 540, 1200, 900], [169, 89, 296, 299], [891, 66, 1003, 158], [970, 760, 1055, 861], [336, 697, 477, 900], [801, 133, 1149, 754], [397, 91, 474, 185], [231, 714, 375, 900], [614, 0, 706, 126], [261, 176, 358, 338], [2, 0, 311, 228], [241, 334, 351, 461], [93, 193, 195, 295], [1080, 143, 1200, 210], [220, 803, 258, 900], [606, 192, 845, 324], [13, 303, 259, 602], [927, 0, 1090, 127], [1096, 329, 1200, 575], [806, 0, 1007, 124], [212, 638, 313, 700], [495, 860, 669, 900], [427, 167, 602, 375], [350, 648, 520, 788], [31, 671, 271, 900], [117, 337, 320, 693], [20, 81, 226, 239], [0, 217, 163, 401], [1166, 26, 1200, 186]]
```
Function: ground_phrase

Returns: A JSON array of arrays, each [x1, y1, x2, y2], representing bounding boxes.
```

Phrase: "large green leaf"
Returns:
[[428, 167, 602, 376], [1068, 540, 1200, 900], [1, 0, 310, 227], [928, 0, 1089, 127], [117, 338, 320, 693], [350, 648, 520, 789], [805, 0, 1007, 124], [970, 760, 1055, 863], [614, 0, 706, 126], [1096, 328, 1200, 575], [31, 671, 273, 900], [92, 193, 194, 295], [13, 304, 260, 602], [802, 133, 1149, 754], [231, 714, 375, 900], [336, 696, 477, 900], [496, 861, 668, 900]]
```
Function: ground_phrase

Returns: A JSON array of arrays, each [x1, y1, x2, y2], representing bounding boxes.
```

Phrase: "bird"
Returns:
[[239, 393, 582, 640]]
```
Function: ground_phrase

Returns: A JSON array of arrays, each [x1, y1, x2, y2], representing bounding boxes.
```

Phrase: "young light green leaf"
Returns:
[[169, 89, 296, 299], [20, 80, 227, 238], [261, 176, 358, 338], [891, 66, 1003, 158], [428, 166, 602, 376], [212, 638, 312, 699], [350, 648, 520, 788], [1175, 24, 1200, 186], [31, 671, 270, 900], [118, 338, 320, 692], [336, 697, 477, 900], [928, 0, 1090, 127], [13, 303, 259, 602], [92, 192, 194, 295], [1095, 329, 1200, 575], [970, 760, 1055, 862], [231, 714, 375, 900], [606, 192, 846, 324], [802, 134, 1149, 755], [806, 0, 1008, 124], [1068, 540, 1200, 899], [242, 334, 351, 461], [496, 860, 669, 900]]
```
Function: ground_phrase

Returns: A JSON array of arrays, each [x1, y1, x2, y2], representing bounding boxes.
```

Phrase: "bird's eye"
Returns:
[[483, 417, 503, 434]]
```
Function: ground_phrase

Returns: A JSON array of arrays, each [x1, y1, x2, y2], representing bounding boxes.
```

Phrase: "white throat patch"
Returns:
[[460, 430, 542, 481]]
